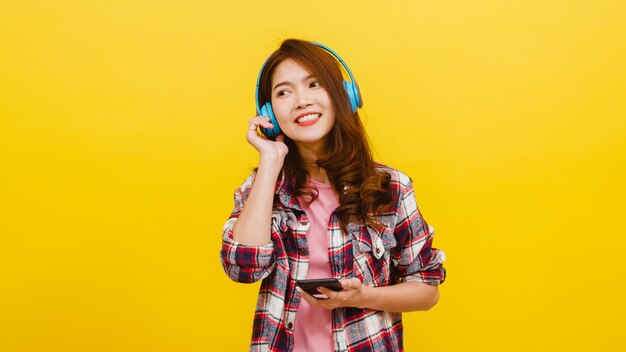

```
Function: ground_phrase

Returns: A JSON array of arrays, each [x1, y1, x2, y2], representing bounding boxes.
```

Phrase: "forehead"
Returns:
[[271, 58, 313, 85]]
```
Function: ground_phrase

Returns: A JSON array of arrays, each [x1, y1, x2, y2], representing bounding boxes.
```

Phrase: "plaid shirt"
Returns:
[[221, 164, 446, 352]]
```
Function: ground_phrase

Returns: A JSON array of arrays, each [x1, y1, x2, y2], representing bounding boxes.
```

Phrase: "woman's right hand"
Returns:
[[247, 116, 289, 166]]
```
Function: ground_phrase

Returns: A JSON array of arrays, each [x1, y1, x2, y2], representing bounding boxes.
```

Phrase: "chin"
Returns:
[[292, 131, 331, 144]]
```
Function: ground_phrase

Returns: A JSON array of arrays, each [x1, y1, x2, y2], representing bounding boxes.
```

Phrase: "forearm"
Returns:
[[231, 156, 282, 246], [363, 281, 440, 313]]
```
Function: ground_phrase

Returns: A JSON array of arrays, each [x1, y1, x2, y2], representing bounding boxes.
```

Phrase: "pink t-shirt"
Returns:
[[294, 179, 339, 352]]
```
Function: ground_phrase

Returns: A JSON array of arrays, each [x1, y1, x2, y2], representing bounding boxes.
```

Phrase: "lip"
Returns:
[[294, 112, 322, 127]]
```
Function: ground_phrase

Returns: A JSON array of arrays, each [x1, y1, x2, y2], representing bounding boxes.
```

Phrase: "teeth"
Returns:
[[296, 113, 320, 123]]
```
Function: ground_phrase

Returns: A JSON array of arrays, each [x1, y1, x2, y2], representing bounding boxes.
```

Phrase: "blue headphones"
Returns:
[[255, 41, 363, 139]]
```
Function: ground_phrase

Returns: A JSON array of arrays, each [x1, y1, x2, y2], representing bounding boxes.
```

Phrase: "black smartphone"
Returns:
[[296, 278, 343, 296]]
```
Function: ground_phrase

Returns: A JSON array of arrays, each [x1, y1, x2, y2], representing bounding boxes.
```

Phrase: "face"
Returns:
[[270, 58, 336, 151]]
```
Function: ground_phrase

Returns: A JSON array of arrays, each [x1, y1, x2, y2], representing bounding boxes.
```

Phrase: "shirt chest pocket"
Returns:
[[349, 222, 397, 287]]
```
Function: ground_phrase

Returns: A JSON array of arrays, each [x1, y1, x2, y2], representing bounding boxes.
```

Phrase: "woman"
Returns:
[[221, 39, 446, 352]]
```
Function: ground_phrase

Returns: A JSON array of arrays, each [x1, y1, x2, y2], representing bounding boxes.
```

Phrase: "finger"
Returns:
[[316, 287, 337, 299], [248, 120, 274, 136], [349, 277, 362, 288], [248, 116, 271, 125], [297, 287, 320, 306], [248, 119, 259, 132], [249, 117, 273, 129], [341, 278, 361, 290]]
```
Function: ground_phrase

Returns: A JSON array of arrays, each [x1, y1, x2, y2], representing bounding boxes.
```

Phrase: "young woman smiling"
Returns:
[[221, 39, 446, 352]]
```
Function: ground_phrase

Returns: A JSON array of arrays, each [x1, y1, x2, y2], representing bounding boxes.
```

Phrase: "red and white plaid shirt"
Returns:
[[221, 164, 446, 351]]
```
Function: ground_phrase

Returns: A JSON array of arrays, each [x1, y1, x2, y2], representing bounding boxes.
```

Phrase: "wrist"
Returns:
[[358, 284, 378, 310], [259, 153, 284, 169], [257, 156, 283, 179]]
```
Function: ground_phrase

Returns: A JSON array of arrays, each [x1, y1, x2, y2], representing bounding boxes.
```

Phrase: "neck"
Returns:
[[306, 164, 330, 184], [295, 140, 330, 185]]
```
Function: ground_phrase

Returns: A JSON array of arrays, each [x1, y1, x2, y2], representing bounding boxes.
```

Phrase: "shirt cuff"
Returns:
[[222, 234, 275, 268], [403, 250, 447, 286]]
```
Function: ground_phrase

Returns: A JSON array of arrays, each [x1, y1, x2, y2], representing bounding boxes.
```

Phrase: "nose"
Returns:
[[295, 89, 313, 109]]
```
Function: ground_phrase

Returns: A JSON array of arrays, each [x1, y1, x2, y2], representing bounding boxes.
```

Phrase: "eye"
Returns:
[[310, 81, 321, 88], [276, 90, 289, 97]]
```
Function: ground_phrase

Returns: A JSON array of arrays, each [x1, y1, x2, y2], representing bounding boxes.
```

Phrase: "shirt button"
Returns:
[[375, 248, 381, 255], [287, 322, 293, 330], [298, 249, 306, 255]]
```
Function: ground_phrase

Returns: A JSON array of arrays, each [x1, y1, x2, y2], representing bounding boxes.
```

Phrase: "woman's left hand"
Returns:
[[297, 278, 371, 310]]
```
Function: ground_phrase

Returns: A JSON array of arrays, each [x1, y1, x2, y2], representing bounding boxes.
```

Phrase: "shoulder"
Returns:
[[374, 162, 413, 189], [238, 169, 258, 189], [232, 169, 290, 201], [231, 170, 257, 201], [374, 163, 423, 219]]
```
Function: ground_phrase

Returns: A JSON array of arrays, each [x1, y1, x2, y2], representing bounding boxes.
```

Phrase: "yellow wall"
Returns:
[[1, 1, 625, 350]]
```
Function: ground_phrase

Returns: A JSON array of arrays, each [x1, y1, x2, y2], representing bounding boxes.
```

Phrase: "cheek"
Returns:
[[271, 101, 290, 124], [274, 109, 291, 127], [323, 112, 336, 129], [319, 90, 333, 107]]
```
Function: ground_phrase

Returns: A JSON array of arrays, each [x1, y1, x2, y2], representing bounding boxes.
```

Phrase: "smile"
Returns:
[[296, 113, 321, 126]]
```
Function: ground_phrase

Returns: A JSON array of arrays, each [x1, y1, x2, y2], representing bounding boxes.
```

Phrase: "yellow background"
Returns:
[[1, 1, 625, 351]]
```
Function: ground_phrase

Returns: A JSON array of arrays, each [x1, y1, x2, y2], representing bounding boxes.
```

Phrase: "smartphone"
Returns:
[[296, 278, 343, 296]]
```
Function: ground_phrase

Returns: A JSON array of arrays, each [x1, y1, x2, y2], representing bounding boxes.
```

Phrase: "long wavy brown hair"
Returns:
[[258, 39, 393, 231]]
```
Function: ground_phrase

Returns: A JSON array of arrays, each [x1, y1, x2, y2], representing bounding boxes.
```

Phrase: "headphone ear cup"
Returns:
[[353, 82, 363, 110], [259, 102, 281, 139], [343, 80, 363, 113]]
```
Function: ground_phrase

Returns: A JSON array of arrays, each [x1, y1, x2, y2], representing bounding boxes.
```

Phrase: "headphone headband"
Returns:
[[307, 41, 359, 92]]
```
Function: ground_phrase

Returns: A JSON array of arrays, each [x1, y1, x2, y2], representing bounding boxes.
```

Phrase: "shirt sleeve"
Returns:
[[392, 173, 446, 286], [220, 172, 276, 283]]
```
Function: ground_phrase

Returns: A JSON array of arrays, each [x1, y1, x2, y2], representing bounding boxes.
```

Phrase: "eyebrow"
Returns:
[[272, 74, 316, 92]]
